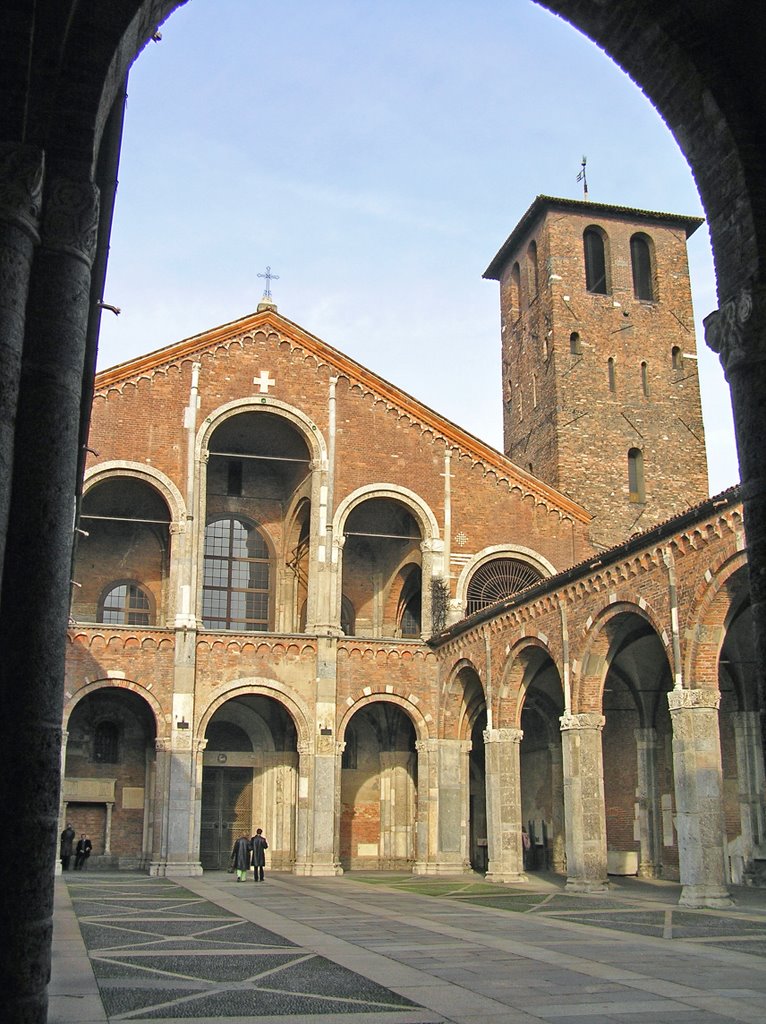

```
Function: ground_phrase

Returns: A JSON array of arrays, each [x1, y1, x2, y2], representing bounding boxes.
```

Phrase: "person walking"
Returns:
[[60, 823, 76, 871], [251, 828, 268, 881], [74, 834, 92, 870], [230, 834, 251, 882]]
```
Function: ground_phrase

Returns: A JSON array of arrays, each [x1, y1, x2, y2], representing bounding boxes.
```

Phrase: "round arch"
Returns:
[[455, 545, 556, 614], [62, 677, 166, 737], [333, 484, 440, 543], [496, 635, 563, 729], [83, 461, 187, 525], [439, 658, 487, 740], [338, 692, 430, 745], [196, 397, 328, 466], [683, 550, 750, 686], [196, 677, 313, 749]]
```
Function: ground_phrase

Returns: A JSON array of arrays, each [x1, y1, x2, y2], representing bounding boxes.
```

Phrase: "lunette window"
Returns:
[[100, 582, 152, 625]]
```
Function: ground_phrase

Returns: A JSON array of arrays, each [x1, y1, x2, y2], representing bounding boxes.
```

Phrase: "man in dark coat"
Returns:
[[60, 823, 76, 871], [230, 834, 251, 882], [251, 828, 268, 881], [74, 834, 92, 869]]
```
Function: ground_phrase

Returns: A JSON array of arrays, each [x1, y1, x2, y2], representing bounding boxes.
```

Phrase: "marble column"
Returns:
[[148, 733, 204, 876], [733, 710, 766, 871], [668, 688, 732, 907], [483, 728, 525, 883], [413, 738, 471, 874], [413, 738, 436, 873], [379, 751, 417, 868], [635, 727, 662, 878], [560, 712, 608, 892]]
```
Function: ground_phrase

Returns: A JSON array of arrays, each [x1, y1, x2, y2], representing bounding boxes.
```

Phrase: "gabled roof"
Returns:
[[95, 307, 592, 523], [483, 194, 704, 280]]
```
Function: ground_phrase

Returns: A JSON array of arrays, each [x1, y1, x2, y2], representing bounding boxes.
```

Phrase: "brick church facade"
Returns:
[[62, 198, 763, 909]]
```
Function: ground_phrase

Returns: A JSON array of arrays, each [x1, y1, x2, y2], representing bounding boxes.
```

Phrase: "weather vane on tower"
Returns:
[[577, 156, 588, 199]]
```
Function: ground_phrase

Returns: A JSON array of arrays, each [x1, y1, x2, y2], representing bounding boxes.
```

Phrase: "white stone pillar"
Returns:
[[104, 802, 113, 855], [733, 710, 766, 871], [148, 730, 204, 876], [294, 740, 312, 873], [379, 751, 416, 868], [413, 738, 471, 874], [484, 727, 526, 883], [413, 738, 436, 873], [668, 687, 733, 907], [635, 727, 662, 878], [560, 712, 608, 892]]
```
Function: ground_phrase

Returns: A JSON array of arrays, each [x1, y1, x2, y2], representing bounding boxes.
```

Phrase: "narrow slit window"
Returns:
[[570, 331, 582, 355], [527, 240, 539, 297], [628, 448, 645, 502], [641, 360, 649, 396], [608, 357, 617, 392], [672, 346, 683, 369]]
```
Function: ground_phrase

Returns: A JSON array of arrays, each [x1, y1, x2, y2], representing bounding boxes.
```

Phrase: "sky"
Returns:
[[98, 0, 739, 494]]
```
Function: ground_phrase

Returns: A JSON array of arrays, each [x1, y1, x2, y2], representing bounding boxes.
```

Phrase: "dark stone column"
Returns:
[[0, 143, 44, 587], [0, 174, 99, 1024], [705, 284, 766, 775]]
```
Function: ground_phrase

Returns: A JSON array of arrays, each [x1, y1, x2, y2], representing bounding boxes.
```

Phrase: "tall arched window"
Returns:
[[631, 233, 655, 301], [527, 240, 539, 297], [202, 517, 271, 631], [671, 345, 683, 369], [628, 448, 645, 503], [570, 331, 582, 355], [99, 581, 153, 625], [583, 227, 609, 294], [510, 262, 521, 319]]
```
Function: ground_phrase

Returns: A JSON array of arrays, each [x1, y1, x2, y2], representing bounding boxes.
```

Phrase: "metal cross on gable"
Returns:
[[257, 265, 280, 299]]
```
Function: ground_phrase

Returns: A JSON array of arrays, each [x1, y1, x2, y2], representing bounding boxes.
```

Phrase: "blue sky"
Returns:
[[99, 0, 738, 494]]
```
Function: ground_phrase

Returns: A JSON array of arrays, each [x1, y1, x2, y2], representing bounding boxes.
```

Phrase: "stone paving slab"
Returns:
[[51, 872, 766, 1024]]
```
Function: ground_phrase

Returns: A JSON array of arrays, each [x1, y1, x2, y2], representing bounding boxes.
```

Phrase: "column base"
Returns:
[[637, 862, 660, 879], [566, 876, 609, 893], [485, 870, 528, 884], [149, 860, 203, 877], [412, 860, 472, 876], [292, 862, 344, 877], [678, 883, 734, 908]]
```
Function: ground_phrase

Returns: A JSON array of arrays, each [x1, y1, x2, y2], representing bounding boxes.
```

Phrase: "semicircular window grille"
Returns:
[[466, 558, 544, 616]]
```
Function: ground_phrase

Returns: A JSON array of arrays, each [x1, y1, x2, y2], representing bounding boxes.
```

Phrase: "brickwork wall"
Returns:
[[496, 203, 709, 550]]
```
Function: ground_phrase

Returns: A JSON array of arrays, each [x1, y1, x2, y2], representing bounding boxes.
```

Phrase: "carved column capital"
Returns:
[[559, 711, 605, 732], [667, 687, 721, 712], [704, 281, 766, 376], [40, 177, 100, 267], [415, 738, 439, 754], [0, 143, 44, 240], [483, 727, 523, 745]]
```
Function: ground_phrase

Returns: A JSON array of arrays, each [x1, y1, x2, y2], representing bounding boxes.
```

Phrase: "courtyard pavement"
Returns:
[[50, 869, 766, 1023]]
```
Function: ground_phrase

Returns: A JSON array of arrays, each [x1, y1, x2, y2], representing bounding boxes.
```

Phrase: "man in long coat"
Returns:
[[251, 828, 268, 881], [59, 823, 75, 871], [230, 834, 251, 882]]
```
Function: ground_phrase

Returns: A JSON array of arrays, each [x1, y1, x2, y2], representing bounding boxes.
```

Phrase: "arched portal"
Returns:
[[340, 701, 417, 870], [200, 695, 298, 871], [517, 648, 565, 873], [64, 687, 157, 868], [598, 612, 674, 880]]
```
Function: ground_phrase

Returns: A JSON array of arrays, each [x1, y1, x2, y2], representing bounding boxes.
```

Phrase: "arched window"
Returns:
[[583, 227, 609, 294], [340, 595, 356, 636], [202, 517, 271, 631], [570, 331, 582, 355], [527, 240, 539, 297], [672, 345, 683, 370], [99, 581, 153, 625], [510, 262, 521, 320], [628, 448, 645, 503], [466, 558, 544, 616], [608, 357, 617, 392], [641, 360, 650, 396], [94, 722, 119, 763], [631, 233, 655, 301]]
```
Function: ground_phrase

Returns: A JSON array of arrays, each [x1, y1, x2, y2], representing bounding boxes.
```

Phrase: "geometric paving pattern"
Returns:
[[67, 877, 426, 1020], [353, 876, 766, 957]]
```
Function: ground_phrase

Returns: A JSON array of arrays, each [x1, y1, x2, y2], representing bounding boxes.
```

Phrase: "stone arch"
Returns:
[[62, 677, 166, 737], [196, 677, 312, 749], [573, 599, 671, 714], [83, 461, 187, 525], [684, 550, 750, 690], [439, 658, 487, 741], [338, 692, 430, 745], [196, 397, 328, 466], [333, 483, 439, 542]]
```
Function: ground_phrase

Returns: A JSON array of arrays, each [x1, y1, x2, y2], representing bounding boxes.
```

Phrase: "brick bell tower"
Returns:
[[484, 195, 709, 550]]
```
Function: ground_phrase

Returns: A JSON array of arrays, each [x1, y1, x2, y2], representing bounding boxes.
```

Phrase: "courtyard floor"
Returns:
[[50, 869, 766, 1023]]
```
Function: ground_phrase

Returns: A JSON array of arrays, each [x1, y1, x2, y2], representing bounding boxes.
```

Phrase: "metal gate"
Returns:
[[200, 767, 252, 870]]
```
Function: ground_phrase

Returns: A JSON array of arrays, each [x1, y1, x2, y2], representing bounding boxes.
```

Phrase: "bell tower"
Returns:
[[484, 195, 709, 549]]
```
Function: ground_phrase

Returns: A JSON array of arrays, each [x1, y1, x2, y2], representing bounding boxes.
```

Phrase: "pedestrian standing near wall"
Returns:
[[74, 834, 92, 870], [251, 828, 268, 881], [60, 823, 75, 871]]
